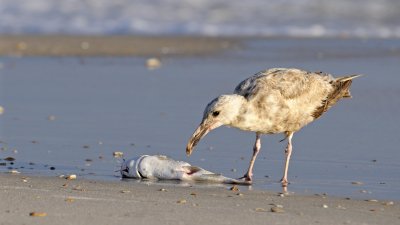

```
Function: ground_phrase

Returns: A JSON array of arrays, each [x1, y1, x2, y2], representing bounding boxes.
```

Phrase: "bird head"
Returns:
[[186, 94, 245, 156]]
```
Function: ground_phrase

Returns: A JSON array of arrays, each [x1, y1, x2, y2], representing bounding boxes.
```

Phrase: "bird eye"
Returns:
[[212, 111, 220, 117]]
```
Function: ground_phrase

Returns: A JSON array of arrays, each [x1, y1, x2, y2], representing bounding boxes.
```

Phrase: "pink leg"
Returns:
[[281, 132, 294, 186], [241, 133, 261, 182]]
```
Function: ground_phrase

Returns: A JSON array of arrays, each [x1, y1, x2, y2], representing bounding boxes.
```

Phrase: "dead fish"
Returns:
[[120, 155, 250, 185]]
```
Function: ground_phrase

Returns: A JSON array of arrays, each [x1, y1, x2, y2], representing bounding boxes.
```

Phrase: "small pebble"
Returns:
[[322, 204, 329, 209], [65, 174, 77, 180], [8, 170, 20, 174], [65, 197, 75, 202], [49, 166, 56, 170], [366, 199, 378, 202], [255, 208, 267, 212], [120, 190, 131, 193], [339, 205, 348, 210], [271, 206, 285, 213], [351, 181, 363, 185], [29, 212, 47, 217], [83, 145, 90, 149], [146, 58, 161, 69], [190, 192, 197, 196], [237, 193, 244, 197], [177, 199, 187, 204], [113, 151, 124, 158], [383, 201, 394, 206], [4, 157, 15, 161], [159, 188, 167, 192], [230, 185, 239, 192], [0, 106, 4, 115]]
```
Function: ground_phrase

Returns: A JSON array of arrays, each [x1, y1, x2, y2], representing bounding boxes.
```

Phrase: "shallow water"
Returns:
[[1, 38, 400, 200]]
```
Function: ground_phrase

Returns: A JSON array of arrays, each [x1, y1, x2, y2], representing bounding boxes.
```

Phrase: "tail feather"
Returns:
[[336, 74, 362, 82], [337, 74, 362, 98], [312, 74, 361, 119]]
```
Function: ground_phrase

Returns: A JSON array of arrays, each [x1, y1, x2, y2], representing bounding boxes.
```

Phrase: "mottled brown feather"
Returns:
[[312, 79, 353, 119]]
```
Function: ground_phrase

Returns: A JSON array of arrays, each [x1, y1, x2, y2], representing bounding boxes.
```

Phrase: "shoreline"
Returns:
[[0, 35, 241, 57], [0, 173, 398, 225]]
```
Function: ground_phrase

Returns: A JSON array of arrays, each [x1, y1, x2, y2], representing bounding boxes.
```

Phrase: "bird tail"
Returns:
[[312, 74, 361, 119], [336, 74, 362, 98]]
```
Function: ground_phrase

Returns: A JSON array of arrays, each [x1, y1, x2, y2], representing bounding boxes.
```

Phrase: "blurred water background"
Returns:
[[1, 0, 399, 38]]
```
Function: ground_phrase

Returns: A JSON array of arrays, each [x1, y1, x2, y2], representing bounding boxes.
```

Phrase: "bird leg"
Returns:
[[240, 133, 261, 182], [281, 132, 294, 187]]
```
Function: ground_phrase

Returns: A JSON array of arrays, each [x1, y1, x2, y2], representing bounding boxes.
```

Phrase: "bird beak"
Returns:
[[186, 120, 222, 156]]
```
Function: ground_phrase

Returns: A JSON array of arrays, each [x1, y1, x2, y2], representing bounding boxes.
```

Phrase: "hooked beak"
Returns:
[[186, 120, 222, 156]]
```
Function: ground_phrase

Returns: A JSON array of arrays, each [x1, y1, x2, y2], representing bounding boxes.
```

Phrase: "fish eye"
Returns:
[[212, 111, 220, 117]]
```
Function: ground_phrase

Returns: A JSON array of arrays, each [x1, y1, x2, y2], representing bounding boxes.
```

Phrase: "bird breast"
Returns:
[[232, 88, 332, 134]]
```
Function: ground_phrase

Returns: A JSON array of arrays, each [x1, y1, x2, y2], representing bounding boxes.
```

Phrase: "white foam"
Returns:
[[0, 0, 399, 38]]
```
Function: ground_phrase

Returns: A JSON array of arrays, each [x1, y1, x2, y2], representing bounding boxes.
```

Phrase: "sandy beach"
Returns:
[[1, 35, 400, 224], [0, 173, 398, 225], [0, 35, 240, 56]]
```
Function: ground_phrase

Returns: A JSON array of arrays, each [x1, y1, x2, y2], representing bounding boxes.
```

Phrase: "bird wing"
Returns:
[[234, 68, 334, 100]]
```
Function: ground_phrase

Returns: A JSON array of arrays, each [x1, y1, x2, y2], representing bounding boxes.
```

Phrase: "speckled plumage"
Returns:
[[186, 67, 360, 184], [232, 68, 358, 134]]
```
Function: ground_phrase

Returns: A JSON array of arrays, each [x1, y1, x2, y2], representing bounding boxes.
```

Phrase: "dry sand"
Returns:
[[0, 173, 398, 225], [0, 35, 240, 57]]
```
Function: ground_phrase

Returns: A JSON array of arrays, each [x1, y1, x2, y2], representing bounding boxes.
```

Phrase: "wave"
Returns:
[[1, 0, 399, 38]]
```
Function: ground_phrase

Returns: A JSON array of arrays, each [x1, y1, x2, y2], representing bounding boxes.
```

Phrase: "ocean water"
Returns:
[[1, 0, 400, 38], [1, 38, 400, 200]]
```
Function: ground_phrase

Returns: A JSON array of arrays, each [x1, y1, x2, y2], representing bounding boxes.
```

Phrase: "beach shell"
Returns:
[[177, 199, 187, 204], [271, 206, 285, 213], [66, 174, 77, 180], [65, 197, 75, 202], [255, 208, 267, 212], [29, 212, 47, 217], [146, 58, 161, 69], [230, 185, 239, 191], [113, 151, 124, 158]]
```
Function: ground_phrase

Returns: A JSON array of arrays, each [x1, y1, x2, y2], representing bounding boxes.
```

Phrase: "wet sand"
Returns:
[[1, 35, 400, 224], [0, 35, 240, 56], [1, 173, 398, 225]]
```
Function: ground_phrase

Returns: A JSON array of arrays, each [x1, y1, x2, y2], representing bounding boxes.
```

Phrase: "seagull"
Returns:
[[186, 68, 361, 185]]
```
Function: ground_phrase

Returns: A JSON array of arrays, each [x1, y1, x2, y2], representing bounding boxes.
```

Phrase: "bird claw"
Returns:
[[238, 174, 253, 183]]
